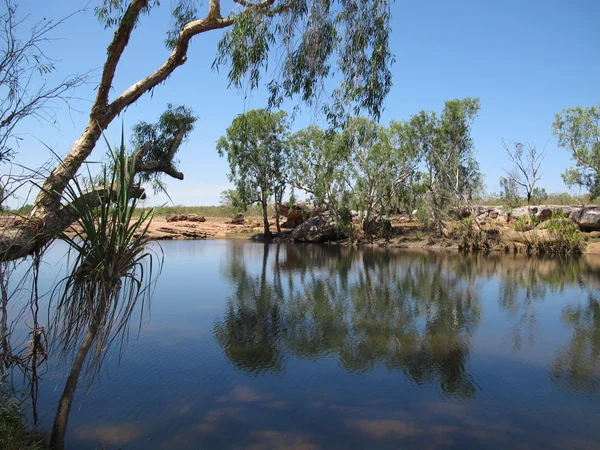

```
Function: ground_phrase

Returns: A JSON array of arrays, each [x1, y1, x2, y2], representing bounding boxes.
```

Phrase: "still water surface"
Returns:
[[30, 241, 600, 449]]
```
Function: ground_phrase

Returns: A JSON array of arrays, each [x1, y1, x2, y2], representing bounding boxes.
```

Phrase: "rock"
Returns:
[[165, 213, 206, 222], [186, 214, 206, 222], [570, 207, 600, 230], [363, 216, 392, 236], [290, 211, 344, 242], [512, 205, 578, 219], [165, 213, 187, 222], [230, 213, 245, 225], [535, 208, 553, 222]]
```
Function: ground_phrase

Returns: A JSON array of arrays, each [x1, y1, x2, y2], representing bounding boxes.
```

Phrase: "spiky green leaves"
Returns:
[[53, 130, 160, 376]]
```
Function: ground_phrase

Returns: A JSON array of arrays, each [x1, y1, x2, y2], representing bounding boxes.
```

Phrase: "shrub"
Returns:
[[0, 379, 44, 450]]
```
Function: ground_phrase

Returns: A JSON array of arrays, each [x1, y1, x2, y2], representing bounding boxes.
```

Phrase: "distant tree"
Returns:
[[502, 140, 545, 208], [499, 172, 521, 208], [531, 187, 548, 205], [217, 109, 289, 236], [219, 189, 246, 214], [553, 105, 600, 200]]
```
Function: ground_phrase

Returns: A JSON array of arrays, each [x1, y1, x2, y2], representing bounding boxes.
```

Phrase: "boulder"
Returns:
[[186, 214, 206, 222], [165, 213, 186, 222], [570, 207, 600, 230], [535, 208, 553, 222], [512, 205, 578, 219], [230, 213, 245, 225], [363, 216, 392, 236], [279, 201, 326, 228], [290, 211, 344, 242], [165, 213, 206, 222]]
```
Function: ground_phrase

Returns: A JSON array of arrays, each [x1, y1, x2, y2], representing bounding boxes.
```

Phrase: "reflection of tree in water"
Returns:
[[551, 295, 600, 395], [214, 244, 481, 398], [214, 244, 284, 374]]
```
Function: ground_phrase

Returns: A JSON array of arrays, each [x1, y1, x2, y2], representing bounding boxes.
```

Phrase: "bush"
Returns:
[[0, 380, 44, 450], [518, 213, 583, 255]]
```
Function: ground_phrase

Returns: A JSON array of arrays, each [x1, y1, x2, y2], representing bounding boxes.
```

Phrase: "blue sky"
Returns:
[[6, 0, 600, 207]]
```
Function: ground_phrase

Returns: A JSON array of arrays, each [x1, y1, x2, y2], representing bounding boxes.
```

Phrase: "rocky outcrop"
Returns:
[[165, 213, 206, 223], [569, 207, 600, 230], [230, 213, 245, 225], [511, 205, 577, 219], [280, 201, 326, 228], [290, 211, 344, 242]]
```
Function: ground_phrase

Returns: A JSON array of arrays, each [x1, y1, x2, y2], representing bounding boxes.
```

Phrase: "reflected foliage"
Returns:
[[551, 295, 600, 395], [214, 245, 600, 399]]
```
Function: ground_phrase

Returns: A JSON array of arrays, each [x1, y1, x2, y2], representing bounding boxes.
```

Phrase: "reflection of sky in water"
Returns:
[[13, 241, 600, 449]]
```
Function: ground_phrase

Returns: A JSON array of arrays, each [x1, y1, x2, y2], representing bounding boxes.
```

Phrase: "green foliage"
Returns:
[[217, 109, 289, 234], [402, 98, 482, 233], [148, 204, 264, 218], [219, 189, 247, 214], [531, 187, 548, 204], [553, 104, 600, 199], [514, 215, 534, 232], [53, 131, 160, 375], [131, 104, 197, 192], [456, 217, 495, 252], [0, 380, 44, 450], [288, 125, 348, 207], [343, 117, 416, 225], [213, 0, 394, 123], [499, 174, 521, 208], [516, 213, 583, 255]]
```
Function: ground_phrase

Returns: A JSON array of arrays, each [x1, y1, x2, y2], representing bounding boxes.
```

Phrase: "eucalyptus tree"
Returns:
[[404, 98, 482, 233], [217, 109, 289, 235], [287, 125, 350, 209], [0, 0, 394, 261], [552, 104, 600, 200], [341, 117, 419, 234]]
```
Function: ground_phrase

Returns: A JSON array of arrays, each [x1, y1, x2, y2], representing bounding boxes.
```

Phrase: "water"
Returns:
[[19, 241, 600, 449]]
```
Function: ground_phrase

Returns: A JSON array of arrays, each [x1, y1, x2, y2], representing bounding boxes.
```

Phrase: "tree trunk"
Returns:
[[275, 205, 281, 234], [261, 198, 271, 236], [49, 292, 106, 450], [49, 321, 98, 450]]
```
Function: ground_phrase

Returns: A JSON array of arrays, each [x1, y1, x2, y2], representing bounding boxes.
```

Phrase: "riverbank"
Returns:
[[3, 213, 598, 254], [134, 215, 600, 255]]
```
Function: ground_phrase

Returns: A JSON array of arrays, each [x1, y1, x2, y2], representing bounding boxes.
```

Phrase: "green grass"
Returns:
[[0, 381, 45, 450]]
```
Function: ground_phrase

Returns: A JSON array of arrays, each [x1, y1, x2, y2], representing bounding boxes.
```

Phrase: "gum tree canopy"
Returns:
[[0, 0, 394, 261]]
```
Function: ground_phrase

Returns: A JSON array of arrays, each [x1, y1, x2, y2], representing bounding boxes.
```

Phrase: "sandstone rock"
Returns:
[[290, 211, 344, 242], [186, 214, 206, 222], [165, 213, 206, 222], [512, 205, 578, 219], [165, 213, 187, 222], [535, 208, 553, 222], [570, 207, 600, 230], [230, 213, 245, 225]]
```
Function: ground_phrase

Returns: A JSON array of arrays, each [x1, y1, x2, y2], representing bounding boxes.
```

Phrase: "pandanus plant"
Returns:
[[48, 131, 161, 450]]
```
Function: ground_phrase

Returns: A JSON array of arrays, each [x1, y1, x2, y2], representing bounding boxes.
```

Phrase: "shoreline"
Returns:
[[139, 215, 600, 255]]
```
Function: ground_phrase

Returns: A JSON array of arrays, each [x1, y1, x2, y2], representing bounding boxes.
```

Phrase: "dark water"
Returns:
[[25, 241, 600, 449]]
